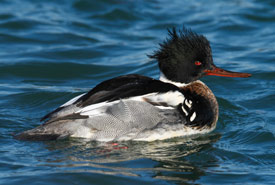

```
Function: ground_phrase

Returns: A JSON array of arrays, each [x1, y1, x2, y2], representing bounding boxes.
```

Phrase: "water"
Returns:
[[0, 0, 274, 184]]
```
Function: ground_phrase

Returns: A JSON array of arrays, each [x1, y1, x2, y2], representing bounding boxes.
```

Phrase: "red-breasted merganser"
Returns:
[[15, 26, 251, 141]]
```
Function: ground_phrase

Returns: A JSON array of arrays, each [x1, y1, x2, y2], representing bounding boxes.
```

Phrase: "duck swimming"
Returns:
[[15, 26, 251, 141]]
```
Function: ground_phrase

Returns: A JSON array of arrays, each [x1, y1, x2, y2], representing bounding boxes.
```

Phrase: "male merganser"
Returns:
[[15, 26, 251, 141]]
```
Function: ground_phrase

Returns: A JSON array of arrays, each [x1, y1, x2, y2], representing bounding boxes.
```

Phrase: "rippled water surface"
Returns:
[[0, 0, 274, 184]]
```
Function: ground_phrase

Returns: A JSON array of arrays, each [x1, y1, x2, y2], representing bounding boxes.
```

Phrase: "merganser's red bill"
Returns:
[[204, 65, 251, 78]]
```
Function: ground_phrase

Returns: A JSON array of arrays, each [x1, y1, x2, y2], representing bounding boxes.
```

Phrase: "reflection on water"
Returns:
[[40, 133, 221, 182]]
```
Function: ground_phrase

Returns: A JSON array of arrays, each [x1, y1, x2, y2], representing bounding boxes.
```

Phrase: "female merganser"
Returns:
[[16, 26, 251, 141]]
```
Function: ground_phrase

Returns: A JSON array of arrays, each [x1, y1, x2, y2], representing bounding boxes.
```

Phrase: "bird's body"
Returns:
[[15, 27, 250, 141]]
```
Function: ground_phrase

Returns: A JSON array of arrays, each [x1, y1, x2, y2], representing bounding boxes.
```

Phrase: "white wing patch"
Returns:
[[76, 93, 156, 117], [76, 91, 184, 117], [76, 101, 115, 116], [61, 93, 86, 107]]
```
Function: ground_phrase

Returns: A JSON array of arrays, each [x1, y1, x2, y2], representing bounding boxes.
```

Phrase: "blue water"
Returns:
[[0, 0, 274, 184]]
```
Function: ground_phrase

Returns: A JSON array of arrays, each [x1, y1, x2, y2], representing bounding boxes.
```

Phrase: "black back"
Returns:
[[75, 74, 180, 107]]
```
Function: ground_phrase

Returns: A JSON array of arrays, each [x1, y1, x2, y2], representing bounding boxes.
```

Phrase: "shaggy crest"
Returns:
[[149, 26, 212, 62], [148, 26, 214, 84]]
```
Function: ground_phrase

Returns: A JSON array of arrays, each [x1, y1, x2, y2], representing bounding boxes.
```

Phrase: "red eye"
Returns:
[[195, 61, 202, 66]]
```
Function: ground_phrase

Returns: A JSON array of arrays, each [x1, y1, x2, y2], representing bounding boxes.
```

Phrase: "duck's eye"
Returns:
[[194, 61, 202, 66]]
